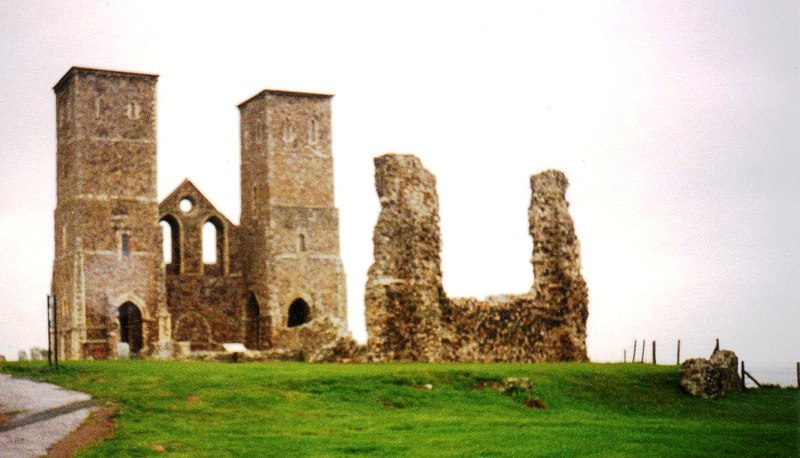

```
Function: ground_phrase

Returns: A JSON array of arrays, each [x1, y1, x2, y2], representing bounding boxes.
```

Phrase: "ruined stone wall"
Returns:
[[528, 171, 589, 360], [159, 181, 247, 351], [365, 155, 446, 361], [365, 155, 589, 362]]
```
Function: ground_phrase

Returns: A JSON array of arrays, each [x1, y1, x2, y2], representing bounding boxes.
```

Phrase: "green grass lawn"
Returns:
[[2, 361, 797, 457]]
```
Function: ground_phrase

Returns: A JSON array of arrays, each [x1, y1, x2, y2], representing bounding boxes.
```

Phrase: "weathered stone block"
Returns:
[[680, 349, 742, 398]]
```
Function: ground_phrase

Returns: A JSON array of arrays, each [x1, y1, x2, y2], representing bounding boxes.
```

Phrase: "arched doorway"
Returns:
[[287, 298, 311, 328], [119, 302, 143, 353], [245, 293, 260, 349]]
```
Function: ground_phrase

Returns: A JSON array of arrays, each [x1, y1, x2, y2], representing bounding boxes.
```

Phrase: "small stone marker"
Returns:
[[222, 343, 248, 353], [117, 342, 130, 360]]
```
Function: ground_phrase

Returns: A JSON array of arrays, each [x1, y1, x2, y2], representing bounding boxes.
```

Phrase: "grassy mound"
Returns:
[[2, 361, 797, 456]]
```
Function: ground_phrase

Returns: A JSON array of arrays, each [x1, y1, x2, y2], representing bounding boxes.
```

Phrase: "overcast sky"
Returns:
[[1, 1, 797, 369]]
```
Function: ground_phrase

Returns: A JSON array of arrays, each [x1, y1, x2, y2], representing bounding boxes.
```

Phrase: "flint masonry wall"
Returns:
[[52, 67, 165, 360], [365, 154, 589, 362], [365, 155, 447, 361], [528, 170, 589, 360], [159, 180, 247, 351]]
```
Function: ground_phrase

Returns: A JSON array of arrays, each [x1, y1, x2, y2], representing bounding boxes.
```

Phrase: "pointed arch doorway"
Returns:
[[287, 298, 311, 327], [119, 302, 143, 353]]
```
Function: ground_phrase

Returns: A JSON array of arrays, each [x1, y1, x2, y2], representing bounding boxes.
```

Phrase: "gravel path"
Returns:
[[0, 374, 94, 457]]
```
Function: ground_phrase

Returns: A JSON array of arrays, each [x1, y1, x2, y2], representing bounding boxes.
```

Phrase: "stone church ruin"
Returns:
[[49, 66, 588, 362], [51, 67, 347, 360]]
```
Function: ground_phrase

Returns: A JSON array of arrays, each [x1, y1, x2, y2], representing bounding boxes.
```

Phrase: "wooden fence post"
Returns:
[[632, 340, 637, 363], [741, 360, 746, 391], [677, 339, 681, 366], [641, 340, 645, 363], [652, 340, 656, 365], [624, 349, 627, 363]]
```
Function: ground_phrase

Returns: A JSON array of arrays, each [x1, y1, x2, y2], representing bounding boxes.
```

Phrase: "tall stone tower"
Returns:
[[51, 67, 165, 359], [238, 90, 347, 348]]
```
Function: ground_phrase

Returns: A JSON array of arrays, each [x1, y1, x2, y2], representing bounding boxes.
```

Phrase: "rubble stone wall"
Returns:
[[365, 155, 446, 361], [158, 180, 246, 351], [365, 154, 589, 362]]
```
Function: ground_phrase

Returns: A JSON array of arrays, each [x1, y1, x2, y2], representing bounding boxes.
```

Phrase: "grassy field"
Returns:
[[2, 361, 798, 457]]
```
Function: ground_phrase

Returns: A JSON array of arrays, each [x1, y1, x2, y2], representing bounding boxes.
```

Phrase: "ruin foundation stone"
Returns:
[[680, 349, 741, 399], [365, 154, 589, 362]]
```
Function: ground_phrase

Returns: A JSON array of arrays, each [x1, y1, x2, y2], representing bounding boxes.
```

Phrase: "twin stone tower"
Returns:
[[50, 66, 588, 362]]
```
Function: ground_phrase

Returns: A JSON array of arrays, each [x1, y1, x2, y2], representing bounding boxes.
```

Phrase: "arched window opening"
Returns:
[[246, 293, 260, 349], [282, 119, 292, 142], [297, 233, 306, 252], [309, 119, 318, 144], [160, 221, 172, 263], [126, 101, 141, 120], [202, 221, 218, 264], [119, 302, 143, 353], [94, 98, 104, 120], [287, 298, 311, 328], [203, 217, 225, 268], [160, 216, 181, 274], [121, 233, 130, 257]]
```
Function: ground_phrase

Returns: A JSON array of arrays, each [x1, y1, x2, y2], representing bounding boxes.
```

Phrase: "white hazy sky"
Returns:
[[1, 1, 797, 368]]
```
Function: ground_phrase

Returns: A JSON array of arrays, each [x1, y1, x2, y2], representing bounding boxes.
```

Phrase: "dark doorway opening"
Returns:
[[246, 293, 260, 349], [287, 298, 311, 328], [119, 302, 143, 353]]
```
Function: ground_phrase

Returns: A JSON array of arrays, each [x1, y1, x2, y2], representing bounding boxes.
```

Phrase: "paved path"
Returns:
[[0, 374, 94, 457]]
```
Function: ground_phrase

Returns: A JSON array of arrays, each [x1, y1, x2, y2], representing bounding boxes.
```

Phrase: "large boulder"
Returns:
[[709, 350, 741, 393], [680, 349, 741, 399]]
